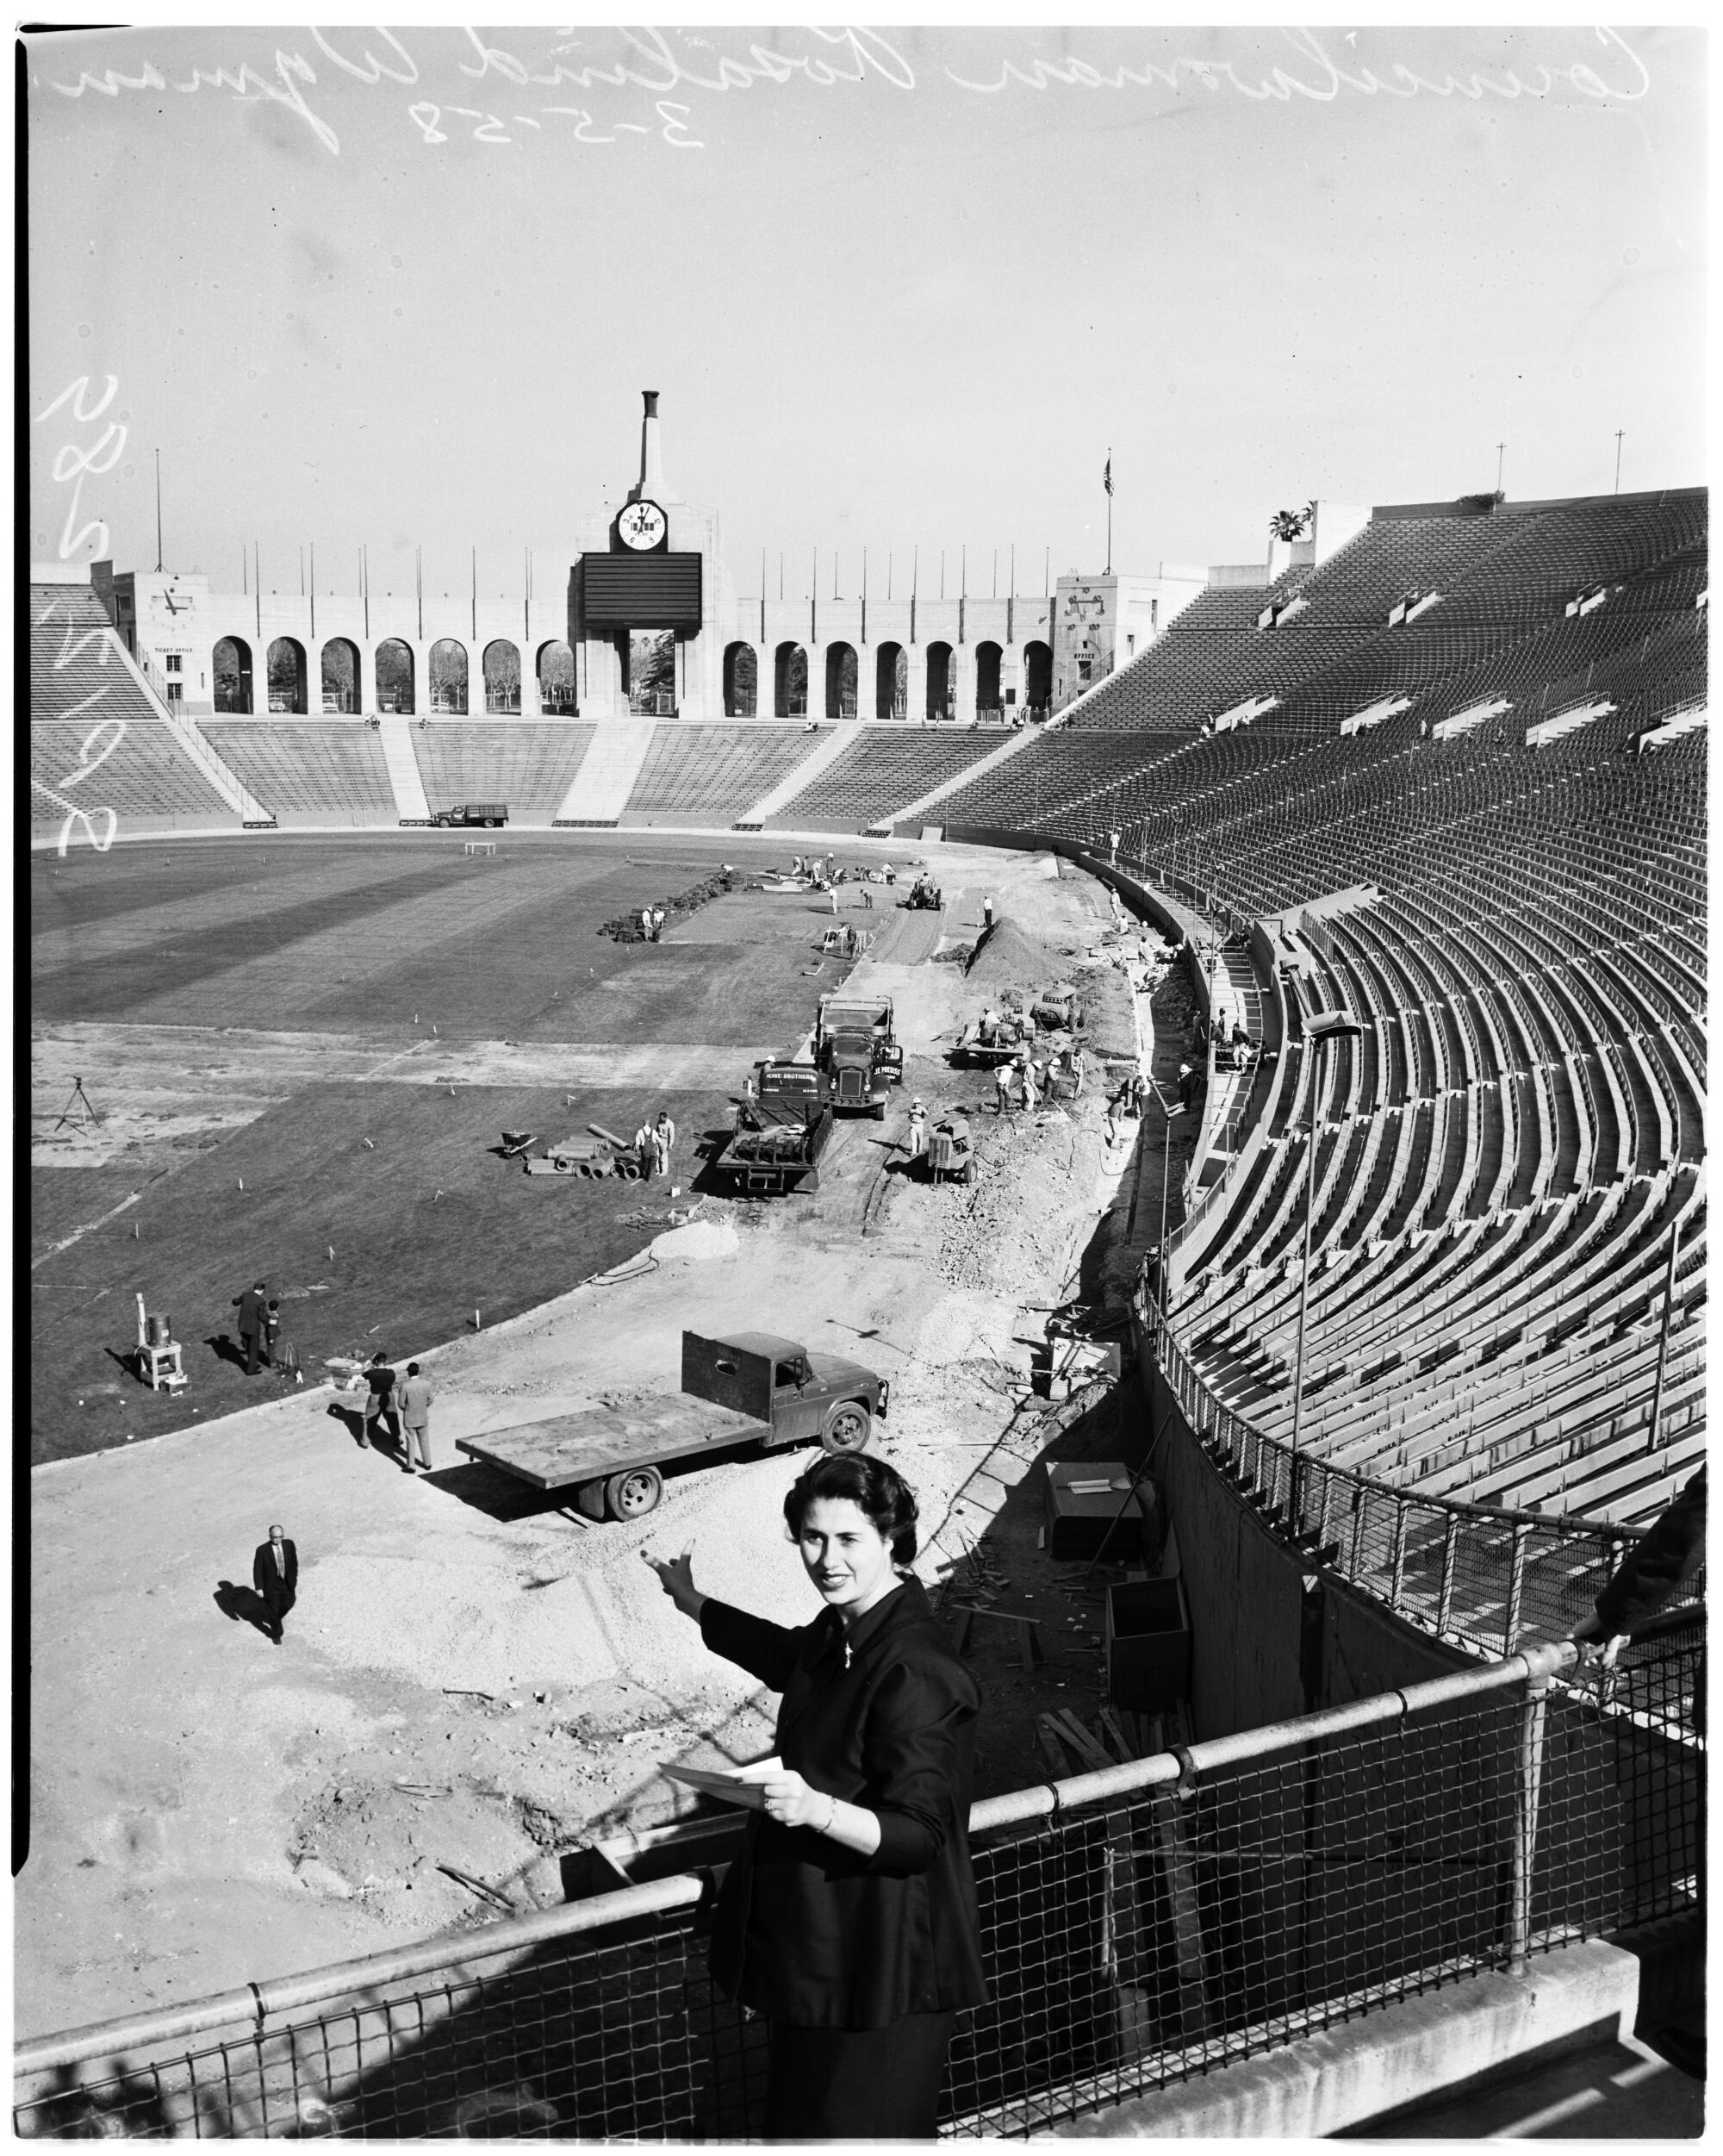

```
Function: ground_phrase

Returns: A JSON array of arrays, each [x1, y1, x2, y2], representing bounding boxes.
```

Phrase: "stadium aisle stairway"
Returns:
[[408, 720, 597, 819], [773, 725, 1005, 831], [622, 721, 825, 824], [31, 584, 252, 839]]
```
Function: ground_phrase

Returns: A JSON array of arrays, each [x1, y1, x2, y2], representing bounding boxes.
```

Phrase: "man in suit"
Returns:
[[397, 1362, 435, 1474], [233, 1279, 268, 1374], [252, 1524, 297, 1643]]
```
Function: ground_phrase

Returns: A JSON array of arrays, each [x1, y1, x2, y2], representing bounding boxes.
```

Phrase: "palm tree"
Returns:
[[1268, 508, 1309, 542]]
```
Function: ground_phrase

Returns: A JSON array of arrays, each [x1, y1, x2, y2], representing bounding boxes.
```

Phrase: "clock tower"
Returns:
[[571, 392, 726, 718]]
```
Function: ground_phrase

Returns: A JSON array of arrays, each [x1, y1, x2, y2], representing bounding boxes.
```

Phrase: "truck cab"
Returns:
[[684, 1330, 887, 1453], [814, 996, 903, 1119]]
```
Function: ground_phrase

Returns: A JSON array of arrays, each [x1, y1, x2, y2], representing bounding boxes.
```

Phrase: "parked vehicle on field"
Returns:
[[458, 1330, 888, 1520], [710, 1061, 836, 1194], [433, 802, 508, 828], [814, 994, 903, 1118]]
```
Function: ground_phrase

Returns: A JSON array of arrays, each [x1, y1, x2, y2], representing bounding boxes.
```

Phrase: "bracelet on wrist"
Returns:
[[821, 1794, 839, 1835]]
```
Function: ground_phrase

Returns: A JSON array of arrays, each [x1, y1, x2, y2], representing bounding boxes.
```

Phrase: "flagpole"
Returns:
[[1104, 448, 1113, 575]]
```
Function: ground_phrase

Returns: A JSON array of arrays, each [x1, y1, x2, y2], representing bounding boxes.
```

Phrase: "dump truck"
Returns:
[[457, 1330, 888, 1520], [814, 994, 903, 1118], [709, 1061, 836, 1195]]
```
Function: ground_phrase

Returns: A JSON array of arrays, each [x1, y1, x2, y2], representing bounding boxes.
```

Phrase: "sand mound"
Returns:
[[964, 917, 1055, 988]]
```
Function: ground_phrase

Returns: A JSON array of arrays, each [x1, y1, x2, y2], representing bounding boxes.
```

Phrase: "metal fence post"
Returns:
[[1389, 1497, 1408, 1605], [1437, 1511, 1458, 1636], [1503, 1520, 1532, 1654], [1314, 1464, 1332, 1554], [1509, 1651, 1556, 1973], [1347, 1486, 1365, 1580]]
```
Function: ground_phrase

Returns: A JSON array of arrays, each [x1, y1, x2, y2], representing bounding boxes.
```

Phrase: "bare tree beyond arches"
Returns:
[[320, 639, 359, 714], [724, 642, 758, 717], [975, 640, 1003, 714], [1023, 640, 1052, 712], [774, 643, 808, 719], [536, 640, 575, 714], [875, 643, 907, 720], [376, 639, 415, 714], [925, 641, 954, 721], [483, 640, 521, 714], [266, 638, 307, 713], [628, 632, 675, 716], [430, 639, 469, 713], [824, 643, 858, 720], [213, 637, 252, 713]]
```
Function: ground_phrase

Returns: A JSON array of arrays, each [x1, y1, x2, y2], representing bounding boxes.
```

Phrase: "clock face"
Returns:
[[618, 501, 668, 551]]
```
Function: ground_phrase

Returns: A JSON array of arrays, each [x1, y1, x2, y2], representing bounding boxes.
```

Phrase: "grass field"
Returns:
[[30, 832, 875, 1463]]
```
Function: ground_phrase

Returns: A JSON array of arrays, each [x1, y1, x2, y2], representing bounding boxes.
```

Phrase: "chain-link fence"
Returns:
[[1142, 1286, 1703, 1672], [16, 1631, 1701, 2140]]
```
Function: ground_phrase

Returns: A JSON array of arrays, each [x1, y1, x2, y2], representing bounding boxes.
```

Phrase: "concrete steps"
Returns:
[[734, 723, 855, 827], [376, 715, 432, 820], [880, 723, 1040, 833], [552, 720, 655, 825]]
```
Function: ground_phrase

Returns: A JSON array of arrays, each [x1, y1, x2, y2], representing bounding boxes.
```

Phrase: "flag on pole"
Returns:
[[1103, 454, 1113, 496]]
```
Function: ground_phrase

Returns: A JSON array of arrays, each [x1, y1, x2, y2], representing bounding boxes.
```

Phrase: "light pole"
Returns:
[[1289, 1009, 1366, 1512], [1158, 1090, 1190, 1256]]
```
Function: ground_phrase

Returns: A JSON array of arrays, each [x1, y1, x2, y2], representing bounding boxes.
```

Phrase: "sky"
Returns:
[[24, 19, 1707, 610]]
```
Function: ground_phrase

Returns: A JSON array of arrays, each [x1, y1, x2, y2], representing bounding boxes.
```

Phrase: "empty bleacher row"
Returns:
[[409, 722, 597, 818], [768, 725, 1005, 830], [625, 723, 816, 822], [30, 585, 242, 839], [201, 719, 398, 819]]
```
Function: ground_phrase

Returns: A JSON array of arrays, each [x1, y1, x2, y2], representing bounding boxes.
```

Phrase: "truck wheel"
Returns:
[[606, 1465, 663, 1520], [962, 1156, 977, 1186], [486, 819, 500, 828], [821, 1405, 871, 1455], [870, 1101, 886, 1122]]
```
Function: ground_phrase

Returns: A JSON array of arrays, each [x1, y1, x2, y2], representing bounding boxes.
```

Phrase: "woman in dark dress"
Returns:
[[644, 1454, 986, 2139]]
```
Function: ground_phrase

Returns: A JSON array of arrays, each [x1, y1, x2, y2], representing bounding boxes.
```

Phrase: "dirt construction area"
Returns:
[[22, 832, 1185, 2042]]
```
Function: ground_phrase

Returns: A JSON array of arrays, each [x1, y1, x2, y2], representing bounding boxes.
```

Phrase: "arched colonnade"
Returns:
[[719, 638, 1054, 721], [211, 636, 578, 717]]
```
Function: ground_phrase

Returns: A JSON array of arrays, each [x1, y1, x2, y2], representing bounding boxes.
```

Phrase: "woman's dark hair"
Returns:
[[783, 1454, 918, 1567]]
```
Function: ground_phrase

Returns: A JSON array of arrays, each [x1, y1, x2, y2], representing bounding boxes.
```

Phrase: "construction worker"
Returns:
[[635, 1120, 656, 1179], [1020, 1055, 1040, 1112], [905, 1099, 929, 1167], [652, 1110, 676, 1180], [982, 894, 994, 930], [994, 1062, 1013, 1116]]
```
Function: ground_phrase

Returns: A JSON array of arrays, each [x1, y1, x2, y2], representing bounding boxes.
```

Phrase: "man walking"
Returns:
[[360, 1350, 400, 1449], [651, 1110, 676, 1181], [252, 1524, 298, 1644], [994, 1062, 1013, 1116], [398, 1362, 435, 1474], [232, 1278, 268, 1374]]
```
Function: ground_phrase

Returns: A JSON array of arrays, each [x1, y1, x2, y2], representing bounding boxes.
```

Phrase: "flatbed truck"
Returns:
[[457, 1330, 887, 1521]]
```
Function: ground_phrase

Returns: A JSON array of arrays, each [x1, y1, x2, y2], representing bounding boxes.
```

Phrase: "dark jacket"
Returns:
[[233, 1287, 266, 1338], [1594, 1467, 1705, 1636], [252, 1538, 298, 1605], [700, 1576, 987, 2028]]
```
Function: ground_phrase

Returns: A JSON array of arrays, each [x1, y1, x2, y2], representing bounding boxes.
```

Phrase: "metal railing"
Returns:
[[1140, 1285, 1704, 1666], [16, 1629, 1701, 2140]]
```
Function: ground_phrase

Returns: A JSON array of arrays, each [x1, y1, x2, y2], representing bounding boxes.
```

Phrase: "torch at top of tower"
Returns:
[[628, 390, 674, 504]]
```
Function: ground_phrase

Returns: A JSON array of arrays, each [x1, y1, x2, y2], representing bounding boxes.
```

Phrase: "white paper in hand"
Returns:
[[661, 1757, 783, 1810]]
